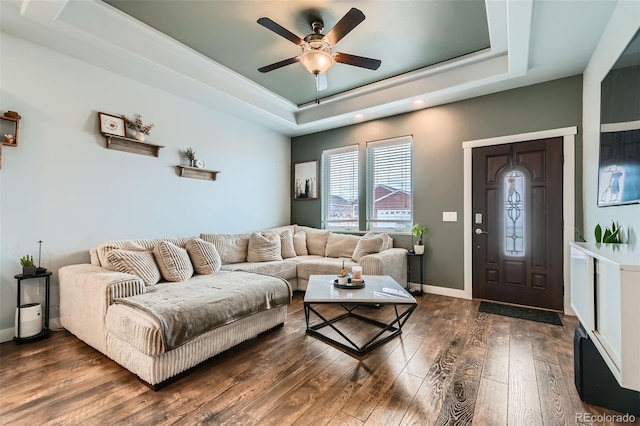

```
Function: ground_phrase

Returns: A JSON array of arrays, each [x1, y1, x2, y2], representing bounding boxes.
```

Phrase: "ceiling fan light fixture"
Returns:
[[299, 48, 334, 75]]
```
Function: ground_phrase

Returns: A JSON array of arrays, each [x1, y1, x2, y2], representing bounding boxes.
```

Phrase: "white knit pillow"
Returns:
[[280, 229, 297, 259], [352, 235, 385, 262], [293, 231, 308, 256], [247, 232, 283, 262], [185, 238, 221, 275], [106, 249, 161, 287], [153, 241, 194, 282]]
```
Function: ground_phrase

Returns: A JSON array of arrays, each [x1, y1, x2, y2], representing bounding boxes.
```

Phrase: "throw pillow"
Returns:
[[106, 249, 161, 287], [185, 238, 221, 275], [293, 231, 308, 256], [352, 235, 385, 262], [280, 229, 297, 259], [325, 233, 360, 258], [247, 232, 283, 262], [153, 241, 194, 282]]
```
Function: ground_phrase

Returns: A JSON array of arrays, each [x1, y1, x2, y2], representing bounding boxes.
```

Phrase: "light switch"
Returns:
[[443, 211, 458, 222]]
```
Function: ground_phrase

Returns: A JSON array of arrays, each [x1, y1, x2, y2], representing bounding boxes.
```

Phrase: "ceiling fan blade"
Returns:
[[324, 8, 365, 46], [334, 52, 381, 70], [258, 57, 300, 73], [257, 17, 304, 46], [316, 73, 328, 91]]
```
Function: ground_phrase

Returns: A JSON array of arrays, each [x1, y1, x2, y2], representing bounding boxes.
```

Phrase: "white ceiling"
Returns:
[[0, 0, 619, 136]]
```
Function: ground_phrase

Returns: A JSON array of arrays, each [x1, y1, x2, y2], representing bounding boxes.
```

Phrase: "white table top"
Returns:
[[304, 275, 417, 304]]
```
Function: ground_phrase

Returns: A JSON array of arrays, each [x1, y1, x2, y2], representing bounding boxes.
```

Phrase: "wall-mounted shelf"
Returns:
[[103, 134, 164, 157], [1, 113, 20, 147], [177, 166, 220, 181]]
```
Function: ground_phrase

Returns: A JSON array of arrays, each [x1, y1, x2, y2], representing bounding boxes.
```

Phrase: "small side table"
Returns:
[[13, 271, 52, 344], [406, 251, 424, 296]]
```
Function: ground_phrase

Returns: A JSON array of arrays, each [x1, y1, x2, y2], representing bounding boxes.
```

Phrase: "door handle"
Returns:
[[475, 228, 488, 235]]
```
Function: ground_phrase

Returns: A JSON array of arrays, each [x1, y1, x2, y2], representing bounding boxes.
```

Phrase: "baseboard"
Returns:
[[0, 327, 14, 343], [410, 282, 471, 300], [0, 318, 62, 343]]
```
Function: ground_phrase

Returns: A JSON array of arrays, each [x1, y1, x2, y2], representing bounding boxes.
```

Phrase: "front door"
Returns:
[[472, 138, 564, 311]]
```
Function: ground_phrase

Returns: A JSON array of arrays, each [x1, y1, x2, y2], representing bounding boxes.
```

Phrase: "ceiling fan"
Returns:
[[257, 8, 381, 97]]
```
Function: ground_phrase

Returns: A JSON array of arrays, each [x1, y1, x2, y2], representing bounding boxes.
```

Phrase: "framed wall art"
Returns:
[[294, 160, 318, 200], [98, 112, 126, 137]]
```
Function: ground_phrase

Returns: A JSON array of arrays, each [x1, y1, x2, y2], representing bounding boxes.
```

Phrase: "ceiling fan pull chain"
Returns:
[[315, 73, 320, 104]]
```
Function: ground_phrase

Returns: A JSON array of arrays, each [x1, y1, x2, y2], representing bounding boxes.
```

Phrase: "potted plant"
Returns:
[[123, 113, 154, 141], [595, 221, 623, 243], [20, 255, 37, 276], [411, 224, 429, 254], [185, 147, 196, 167]]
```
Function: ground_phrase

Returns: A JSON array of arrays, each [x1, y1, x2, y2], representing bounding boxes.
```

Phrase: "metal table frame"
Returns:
[[304, 300, 416, 356]]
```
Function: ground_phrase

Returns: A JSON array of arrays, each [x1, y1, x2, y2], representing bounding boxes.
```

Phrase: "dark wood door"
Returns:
[[472, 138, 564, 310]]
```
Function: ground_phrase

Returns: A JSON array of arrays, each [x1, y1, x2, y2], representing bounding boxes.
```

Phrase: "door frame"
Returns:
[[459, 126, 577, 314]]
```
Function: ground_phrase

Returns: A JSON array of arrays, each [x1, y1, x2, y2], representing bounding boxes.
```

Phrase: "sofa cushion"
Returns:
[[186, 238, 221, 275], [279, 229, 297, 259], [296, 226, 330, 256], [296, 257, 357, 280], [106, 249, 161, 287], [293, 231, 308, 256], [247, 232, 283, 263], [352, 235, 385, 262], [153, 241, 194, 282], [325, 233, 360, 258], [200, 233, 250, 264]]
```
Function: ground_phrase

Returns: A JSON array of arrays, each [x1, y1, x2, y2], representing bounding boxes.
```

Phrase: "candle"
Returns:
[[352, 265, 363, 280]]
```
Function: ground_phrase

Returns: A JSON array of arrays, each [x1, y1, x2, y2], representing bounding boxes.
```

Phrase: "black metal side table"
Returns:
[[406, 251, 424, 296], [13, 271, 52, 344]]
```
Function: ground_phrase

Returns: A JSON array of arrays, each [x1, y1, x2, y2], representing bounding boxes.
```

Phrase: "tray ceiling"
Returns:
[[103, 0, 491, 106]]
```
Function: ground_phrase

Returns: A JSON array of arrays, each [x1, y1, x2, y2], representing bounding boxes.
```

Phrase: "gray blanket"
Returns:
[[115, 271, 291, 351]]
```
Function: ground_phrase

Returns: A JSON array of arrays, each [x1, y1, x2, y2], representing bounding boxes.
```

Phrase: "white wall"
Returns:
[[0, 33, 291, 339], [583, 1, 640, 251]]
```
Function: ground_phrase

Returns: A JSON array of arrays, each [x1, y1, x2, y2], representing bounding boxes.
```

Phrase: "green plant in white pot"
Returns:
[[412, 224, 429, 254]]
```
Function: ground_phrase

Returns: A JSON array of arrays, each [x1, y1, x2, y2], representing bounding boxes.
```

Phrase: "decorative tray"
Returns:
[[333, 279, 365, 289]]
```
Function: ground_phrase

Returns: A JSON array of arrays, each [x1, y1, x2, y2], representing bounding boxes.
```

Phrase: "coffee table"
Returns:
[[304, 275, 417, 356]]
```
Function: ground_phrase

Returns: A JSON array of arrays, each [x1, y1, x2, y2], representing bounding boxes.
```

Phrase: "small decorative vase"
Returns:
[[190, 159, 196, 167], [135, 132, 146, 142]]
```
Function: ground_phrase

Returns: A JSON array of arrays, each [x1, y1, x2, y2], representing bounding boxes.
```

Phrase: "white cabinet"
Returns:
[[570, 242, 640, 391]]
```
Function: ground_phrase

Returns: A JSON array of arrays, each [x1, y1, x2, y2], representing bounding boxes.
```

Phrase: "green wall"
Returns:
[[291, 75, 584, 290]]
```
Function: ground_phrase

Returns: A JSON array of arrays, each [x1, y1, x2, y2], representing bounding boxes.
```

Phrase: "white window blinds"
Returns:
[[322, 145, 359, 230], [366, 136, 413, 232]]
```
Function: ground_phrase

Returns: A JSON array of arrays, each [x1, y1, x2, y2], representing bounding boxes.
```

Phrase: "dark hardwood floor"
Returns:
[[0, 292, 635, 425]]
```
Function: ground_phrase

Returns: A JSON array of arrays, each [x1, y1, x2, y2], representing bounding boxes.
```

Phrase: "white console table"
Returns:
[[570, 242, 640, 391]]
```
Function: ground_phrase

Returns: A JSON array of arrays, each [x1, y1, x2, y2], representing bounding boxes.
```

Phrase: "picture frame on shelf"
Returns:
[[98, 112, 126, 137], [294, 160, 318, 200]]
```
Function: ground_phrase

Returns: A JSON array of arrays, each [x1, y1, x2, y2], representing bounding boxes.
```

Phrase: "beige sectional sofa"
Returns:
[[58, 225, 407, 387]]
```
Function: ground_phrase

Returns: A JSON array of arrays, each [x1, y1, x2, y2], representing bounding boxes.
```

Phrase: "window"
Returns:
[[504, 170, 525, 256], [366, 136, 413, 232], [322, 145, 359, 230]]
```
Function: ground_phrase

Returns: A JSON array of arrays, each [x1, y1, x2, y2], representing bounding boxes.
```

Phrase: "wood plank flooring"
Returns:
[[0, 292, 636, 425]]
